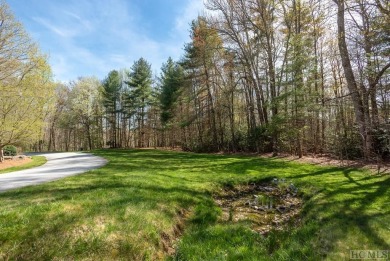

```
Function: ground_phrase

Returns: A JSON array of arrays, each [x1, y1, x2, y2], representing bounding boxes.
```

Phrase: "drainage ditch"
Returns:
[[215, 178, 303, 235]]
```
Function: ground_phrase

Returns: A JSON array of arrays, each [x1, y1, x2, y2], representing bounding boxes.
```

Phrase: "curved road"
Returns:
[[0, 152, 107, 193]]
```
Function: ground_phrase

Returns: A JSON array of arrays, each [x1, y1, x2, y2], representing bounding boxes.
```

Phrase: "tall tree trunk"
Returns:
[[204, 63, 218, 150], [334, 0, 371, 158], [267, 45, 278, 156], [86, 123, 92, 150]]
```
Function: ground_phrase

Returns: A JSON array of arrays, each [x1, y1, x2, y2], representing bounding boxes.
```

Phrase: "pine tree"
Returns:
[[159, 57, 184, 126], [102, 70, 121, 148], [126, 58, 153, 147]]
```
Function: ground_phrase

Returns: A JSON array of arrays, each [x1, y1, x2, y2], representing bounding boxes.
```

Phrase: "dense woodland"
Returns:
[[1, 0, 389, 160]]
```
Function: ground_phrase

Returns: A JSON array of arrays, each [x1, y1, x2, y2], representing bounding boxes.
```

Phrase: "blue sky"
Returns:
[[7, 0, 204, 82]]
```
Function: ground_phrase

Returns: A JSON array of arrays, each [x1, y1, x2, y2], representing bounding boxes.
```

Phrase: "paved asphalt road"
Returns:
[[0, 152, 107, 193]]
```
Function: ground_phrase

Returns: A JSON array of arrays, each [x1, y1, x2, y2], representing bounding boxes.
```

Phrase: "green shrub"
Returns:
[[329, 127, 362, 159], [3, 145, 17, 156], [372, 125, 390, 160]]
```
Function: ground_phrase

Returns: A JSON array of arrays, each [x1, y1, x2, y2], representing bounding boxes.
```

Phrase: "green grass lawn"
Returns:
[[0, 149, 388, 260], [0, 156, 47, 174]]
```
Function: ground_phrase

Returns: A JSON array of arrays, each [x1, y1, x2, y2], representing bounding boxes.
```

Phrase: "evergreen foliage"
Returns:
[[159, 57, 184, 125], [3, 145, 17, 156]]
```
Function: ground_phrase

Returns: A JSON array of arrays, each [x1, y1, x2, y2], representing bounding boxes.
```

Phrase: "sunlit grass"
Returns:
[[0, 149, 388, 260], [0, 156, 47, 174]]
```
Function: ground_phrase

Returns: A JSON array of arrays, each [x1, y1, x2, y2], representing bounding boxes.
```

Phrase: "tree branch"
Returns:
[[375, 0, 390, 15], [373, 62, 390, 88]]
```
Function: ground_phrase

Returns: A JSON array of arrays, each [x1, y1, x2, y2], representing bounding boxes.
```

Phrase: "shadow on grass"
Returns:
[[269, 168, 390, 259], [125, 149, 389, 260], [0, 149, 389, 260]]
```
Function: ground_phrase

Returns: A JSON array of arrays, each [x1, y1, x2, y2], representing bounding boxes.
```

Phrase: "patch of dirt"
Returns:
[[158, 209, 189, 259], [260, 153, 390, 175], [215, 179, 303, 235], [0, 157, 32, 170]]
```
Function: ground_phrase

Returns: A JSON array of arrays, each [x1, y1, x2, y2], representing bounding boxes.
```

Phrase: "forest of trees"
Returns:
[[0, 2, 54, 162], [4, 0, 388, 160]]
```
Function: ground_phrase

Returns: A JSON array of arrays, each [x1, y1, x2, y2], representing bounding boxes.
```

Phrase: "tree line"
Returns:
[[0, 1, 54, 162], [42, 0, 389, 160], [1, 0, 389, 160]]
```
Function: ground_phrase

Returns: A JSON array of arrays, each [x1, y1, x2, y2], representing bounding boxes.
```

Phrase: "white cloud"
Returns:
[[32, 17, 78, 38], [50, 54, 70, 81], [175, 0, 204, 35], [155, 0, 205, 65], [62, 10, 94, 32], [24, 0, 206, 82]]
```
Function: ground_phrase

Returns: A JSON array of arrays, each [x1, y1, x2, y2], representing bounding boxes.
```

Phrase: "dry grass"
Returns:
[[0, 156, 46, 174], [0, 157, 32, 170]]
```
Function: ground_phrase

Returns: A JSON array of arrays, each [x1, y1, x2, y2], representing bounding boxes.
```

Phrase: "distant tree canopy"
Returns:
[[0, 1, 54, 160], [40, 0, 390, 160]]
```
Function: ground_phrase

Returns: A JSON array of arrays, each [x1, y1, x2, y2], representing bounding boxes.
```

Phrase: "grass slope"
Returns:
[[0, 149, 388, 260], [0, 156, 47, 174]]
